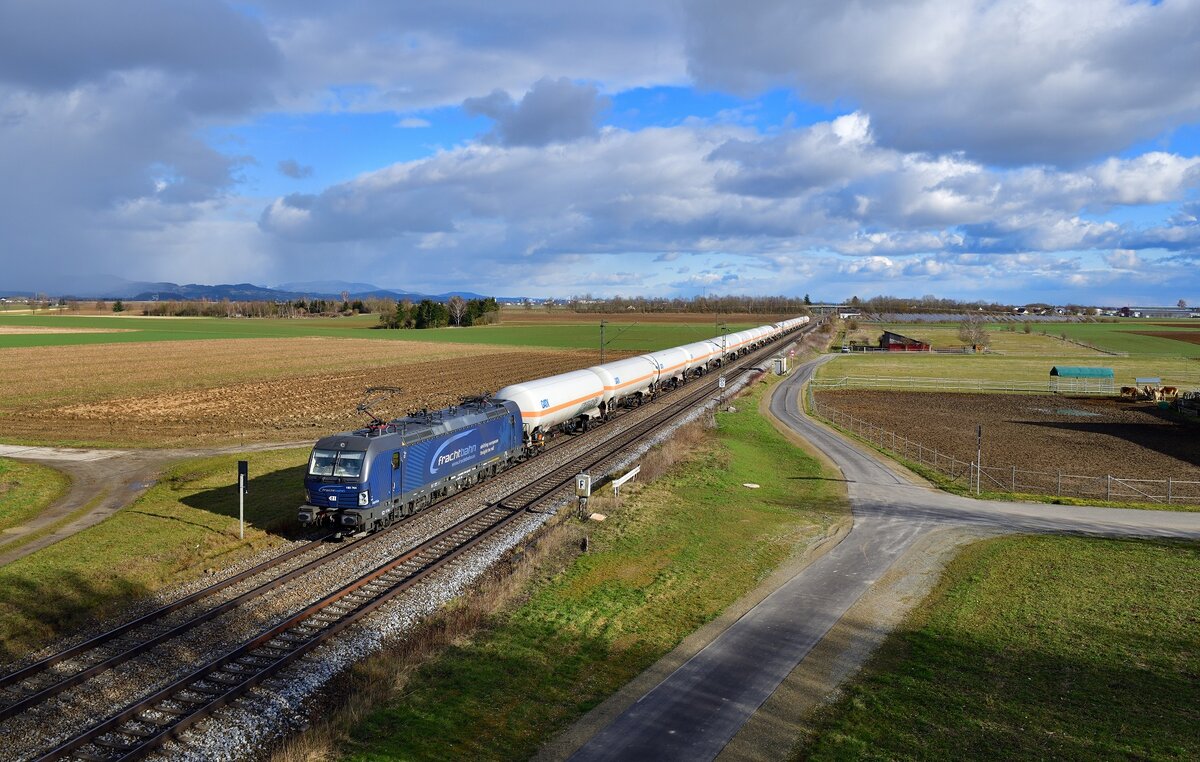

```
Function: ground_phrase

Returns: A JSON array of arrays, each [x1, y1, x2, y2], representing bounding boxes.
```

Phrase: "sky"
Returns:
[[2, 0, 1200, 305]]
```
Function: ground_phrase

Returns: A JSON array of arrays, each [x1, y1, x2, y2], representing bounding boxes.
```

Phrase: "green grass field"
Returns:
[[0, 448, 307, 661], [337, 379, 846, 761], [0, 314, 759, 351], [0, 458, 70, 533], [848, 319, 1200, 357], [798, 535, 1200, 760], [823, 320, 1200, 387]]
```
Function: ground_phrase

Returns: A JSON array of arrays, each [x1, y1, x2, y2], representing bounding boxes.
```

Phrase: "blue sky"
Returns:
[[2, 1, 1200, 305]]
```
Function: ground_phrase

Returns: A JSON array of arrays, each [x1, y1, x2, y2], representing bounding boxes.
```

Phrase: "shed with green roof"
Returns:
[[1049, 366, 1114, 393]]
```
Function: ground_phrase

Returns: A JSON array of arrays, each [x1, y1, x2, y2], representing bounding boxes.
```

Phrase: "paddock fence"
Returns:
[[812, 376, 1119, 394], [807, 391, 1200, 506]]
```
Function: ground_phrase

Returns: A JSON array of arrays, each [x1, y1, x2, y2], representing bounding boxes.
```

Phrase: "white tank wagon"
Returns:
[[748, 326, 770, 347], [494, 369, 604, 450], [679, 339, 725, 377], [641, 346, 692, 386], [588, 355, 662, 411], [724, 330, 756, 356]]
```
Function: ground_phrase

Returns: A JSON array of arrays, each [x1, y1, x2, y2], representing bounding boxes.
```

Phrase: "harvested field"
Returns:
[[813, 390, 1200, 482], [0, 338, 606, 447], [1130, 331, 1200, 346]]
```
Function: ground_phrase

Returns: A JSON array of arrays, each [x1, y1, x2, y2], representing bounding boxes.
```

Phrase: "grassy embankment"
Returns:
[[0, 458, 70, 532], [0, 313, 760, 351], [274, 378, 846, 761], [0, 448, 307, 661], [798, 535, 1200, 760]]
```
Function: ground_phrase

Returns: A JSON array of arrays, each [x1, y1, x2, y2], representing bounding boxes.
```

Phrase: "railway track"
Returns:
[[8, 324, 815, 761]]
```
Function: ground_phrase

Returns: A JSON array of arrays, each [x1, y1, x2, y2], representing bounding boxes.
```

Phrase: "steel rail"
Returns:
[[0, 533, 332, 693], [36, 504, 524, 762]]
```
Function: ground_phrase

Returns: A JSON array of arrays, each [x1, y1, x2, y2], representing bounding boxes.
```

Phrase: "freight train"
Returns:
[[298, 316, 810, 532]]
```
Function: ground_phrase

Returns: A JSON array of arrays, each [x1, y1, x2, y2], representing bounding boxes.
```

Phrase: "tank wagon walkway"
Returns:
[[557, 356, 1200, 762]]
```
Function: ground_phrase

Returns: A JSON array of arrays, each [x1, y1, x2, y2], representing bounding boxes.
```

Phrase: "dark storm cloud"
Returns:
[[0, 0, 280, 113], [464, 78, 609, 147], [0, 0, 281, 288]]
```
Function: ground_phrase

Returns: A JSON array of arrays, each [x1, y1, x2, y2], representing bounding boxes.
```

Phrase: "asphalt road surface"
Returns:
[[568, 356, 1200, 762]]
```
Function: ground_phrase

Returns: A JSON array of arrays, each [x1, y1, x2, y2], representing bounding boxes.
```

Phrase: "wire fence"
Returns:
[[807, 391, 1200, 506], [812, 376, 1121, 394]]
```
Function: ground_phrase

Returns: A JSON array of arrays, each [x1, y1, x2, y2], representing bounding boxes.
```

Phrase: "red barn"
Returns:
[[879, 331, 930, 351]]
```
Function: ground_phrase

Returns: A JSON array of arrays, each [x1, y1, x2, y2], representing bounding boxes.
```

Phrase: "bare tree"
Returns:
[[1179, 298, 1188, 309], [958, 316, 991, 348], [447, 295, 468, 326]]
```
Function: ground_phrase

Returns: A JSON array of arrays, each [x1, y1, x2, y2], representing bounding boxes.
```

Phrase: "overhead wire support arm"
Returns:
[[600, 320, 639, 364]]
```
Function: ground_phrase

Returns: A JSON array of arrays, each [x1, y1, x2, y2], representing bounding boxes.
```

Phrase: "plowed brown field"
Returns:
[[1130, 331, 1200, 346], [0, 338, 606, 447], [814, 390, 1200, 479]]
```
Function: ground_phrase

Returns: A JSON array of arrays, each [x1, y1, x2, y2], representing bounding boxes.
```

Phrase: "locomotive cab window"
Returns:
[[333, 451, 365, 478], [308, 449, 338, 476], [392, 452, 401, 469], [309, 449, 366, 478]]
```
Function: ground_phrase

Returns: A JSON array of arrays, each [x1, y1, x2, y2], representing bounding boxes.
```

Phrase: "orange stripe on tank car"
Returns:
[[602, 370, 658, 391], [519, 390, 603, 418]]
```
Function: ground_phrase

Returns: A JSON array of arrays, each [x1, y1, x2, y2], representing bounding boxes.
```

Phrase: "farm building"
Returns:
[[879, 331, 930, 352], [1049, 366, 1114, 393]]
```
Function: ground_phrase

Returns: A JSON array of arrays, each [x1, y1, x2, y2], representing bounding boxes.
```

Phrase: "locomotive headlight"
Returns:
[[359, 490, 370, 506]]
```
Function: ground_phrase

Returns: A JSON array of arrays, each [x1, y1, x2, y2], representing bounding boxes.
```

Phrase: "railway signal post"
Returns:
[[238, 459, 249, 539]]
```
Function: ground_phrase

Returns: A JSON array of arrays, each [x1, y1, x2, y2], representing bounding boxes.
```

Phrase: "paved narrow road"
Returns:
[[567, 356, 1200, 762]]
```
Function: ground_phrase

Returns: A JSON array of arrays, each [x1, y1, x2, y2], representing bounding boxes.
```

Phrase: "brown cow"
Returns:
[[1160, 386, 1179, 398], [1120, 386, 1138, 399]]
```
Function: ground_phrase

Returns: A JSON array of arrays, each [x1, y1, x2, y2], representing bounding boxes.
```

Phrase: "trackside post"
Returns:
[[238, 460, 249, 539]]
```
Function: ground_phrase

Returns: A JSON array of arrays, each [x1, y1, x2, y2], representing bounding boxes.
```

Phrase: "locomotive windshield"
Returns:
[[308, 449, 365, 478]]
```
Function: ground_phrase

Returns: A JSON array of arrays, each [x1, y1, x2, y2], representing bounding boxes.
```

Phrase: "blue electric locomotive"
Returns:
[[298, 397, 524, 533]]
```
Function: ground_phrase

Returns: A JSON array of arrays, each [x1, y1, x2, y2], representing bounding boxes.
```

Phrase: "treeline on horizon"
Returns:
[[378, 297, 500, 329], [93, 292, 1104, 322], [140, 297, 398, 317], [562, 294, 815, 313]]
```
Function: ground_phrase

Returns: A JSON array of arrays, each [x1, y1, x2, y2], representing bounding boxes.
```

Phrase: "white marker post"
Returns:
[[575, 472, 592, 519], [975, 426, 982, 496], [237, 460, 248, 539]]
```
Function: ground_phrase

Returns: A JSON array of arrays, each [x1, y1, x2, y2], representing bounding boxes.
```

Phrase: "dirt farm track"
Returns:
[[813, 390, 1200, 482]]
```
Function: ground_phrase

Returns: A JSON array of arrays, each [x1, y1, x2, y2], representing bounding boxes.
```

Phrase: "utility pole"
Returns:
[[600, 320, 608, 364]]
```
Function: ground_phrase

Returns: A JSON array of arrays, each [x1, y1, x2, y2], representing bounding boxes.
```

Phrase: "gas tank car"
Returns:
[[588, 355, 662, 412], [641, 346, 692, 386], [679, 339, 724, 377], [298, 398, 523, 532], [495, 369, 605, 451]]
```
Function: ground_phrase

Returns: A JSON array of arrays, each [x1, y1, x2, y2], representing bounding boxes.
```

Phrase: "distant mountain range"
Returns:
[[9, 276, 510, 303]]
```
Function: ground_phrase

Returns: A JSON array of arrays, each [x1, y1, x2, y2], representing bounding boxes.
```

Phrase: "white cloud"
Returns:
[[1105, 249, 1143, 270], [683, 0, 1200, 165]]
